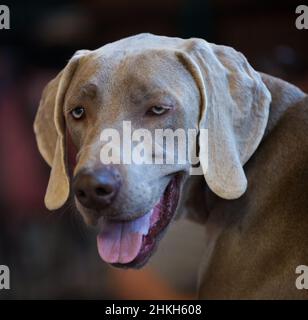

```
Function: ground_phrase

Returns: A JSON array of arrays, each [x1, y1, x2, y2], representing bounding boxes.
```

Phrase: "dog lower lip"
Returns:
[[110, 174, 182, 268]]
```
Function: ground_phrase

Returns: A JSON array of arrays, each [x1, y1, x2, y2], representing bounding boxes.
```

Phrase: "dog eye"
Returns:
[[147, 105, 170, 116], [71, 106, 85, 120]]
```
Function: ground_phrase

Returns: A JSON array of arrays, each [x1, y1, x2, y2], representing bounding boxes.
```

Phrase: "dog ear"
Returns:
[[179, 39, 271, 199], [34, 50, 89, 210]]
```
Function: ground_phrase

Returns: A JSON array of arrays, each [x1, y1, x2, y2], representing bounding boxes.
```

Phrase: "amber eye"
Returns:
[[71, 106, 85, 120], [147, 105, 171, 116]]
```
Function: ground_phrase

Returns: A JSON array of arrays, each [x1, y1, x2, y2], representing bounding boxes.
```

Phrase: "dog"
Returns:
[[34, 33, 308, 299]]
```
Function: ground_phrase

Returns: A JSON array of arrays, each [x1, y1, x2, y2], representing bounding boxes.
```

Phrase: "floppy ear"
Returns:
[[34, 50, 89, 210], [179, 39, 271, 199]]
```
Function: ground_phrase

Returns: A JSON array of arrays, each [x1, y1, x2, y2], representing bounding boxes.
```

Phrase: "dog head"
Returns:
[[34, 34, 271, 267]]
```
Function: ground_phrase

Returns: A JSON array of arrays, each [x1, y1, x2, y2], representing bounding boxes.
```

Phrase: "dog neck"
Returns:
[[260, 73, 306, 139], [182, 73, 306, 224]]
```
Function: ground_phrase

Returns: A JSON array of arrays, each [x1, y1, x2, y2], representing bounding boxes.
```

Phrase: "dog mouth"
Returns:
[[96, 174, 182, 268]]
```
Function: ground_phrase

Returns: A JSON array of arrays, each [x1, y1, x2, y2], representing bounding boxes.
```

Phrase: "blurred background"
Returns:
[[0, 0, 307, 299]]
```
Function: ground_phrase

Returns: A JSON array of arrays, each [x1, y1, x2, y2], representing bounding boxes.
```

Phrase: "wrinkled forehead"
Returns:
[[68, 41, 194, 101]]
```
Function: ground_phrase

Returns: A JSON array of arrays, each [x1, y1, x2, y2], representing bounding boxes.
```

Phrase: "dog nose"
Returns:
[[73, 167, 121, 210]]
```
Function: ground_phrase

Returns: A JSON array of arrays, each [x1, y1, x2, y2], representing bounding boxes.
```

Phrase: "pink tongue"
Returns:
[[97, 210, 152, 264]]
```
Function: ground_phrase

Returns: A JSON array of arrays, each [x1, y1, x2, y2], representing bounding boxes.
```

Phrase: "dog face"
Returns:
[[66, 50, 199, 267], [66, 49, 199, 221], [34, 34, 271, 268]]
